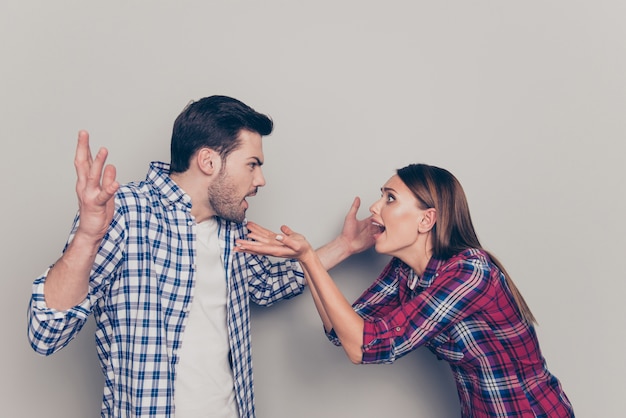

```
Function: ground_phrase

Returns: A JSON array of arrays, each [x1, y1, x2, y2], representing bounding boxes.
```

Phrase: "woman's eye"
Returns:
[[386, 194, 395, 203]]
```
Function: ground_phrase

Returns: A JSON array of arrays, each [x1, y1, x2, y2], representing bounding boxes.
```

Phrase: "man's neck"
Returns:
[[169, 172, 215, 223]]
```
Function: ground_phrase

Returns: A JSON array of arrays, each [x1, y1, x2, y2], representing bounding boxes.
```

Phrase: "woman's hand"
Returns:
[[236, 222, 315, 263], [338, 197, 376, 256]]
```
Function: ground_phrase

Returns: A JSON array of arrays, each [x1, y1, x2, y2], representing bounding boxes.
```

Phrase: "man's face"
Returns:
[[208, 129, 266, 223]]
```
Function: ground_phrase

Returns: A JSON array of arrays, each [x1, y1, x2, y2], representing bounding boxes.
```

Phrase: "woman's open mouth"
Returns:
[[372, 221, 385, 238]]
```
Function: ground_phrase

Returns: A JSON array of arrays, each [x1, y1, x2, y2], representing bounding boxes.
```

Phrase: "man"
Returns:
[[28, 95, 374, 417]]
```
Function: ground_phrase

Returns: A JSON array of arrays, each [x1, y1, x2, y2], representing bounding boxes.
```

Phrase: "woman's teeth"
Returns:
[[372, 222, 385, 233]]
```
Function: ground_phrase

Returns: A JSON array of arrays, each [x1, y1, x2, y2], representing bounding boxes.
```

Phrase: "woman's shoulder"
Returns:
[[435, 248, 492, 275], [439, 247, 488, 263]]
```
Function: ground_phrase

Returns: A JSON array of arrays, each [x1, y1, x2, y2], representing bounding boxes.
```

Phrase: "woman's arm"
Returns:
[[301, 267, 333, 332], [315, 197, 376, 270], [297, 246, 365, 363], [237, 198, 375, 362], [237, 225, 366, 363]]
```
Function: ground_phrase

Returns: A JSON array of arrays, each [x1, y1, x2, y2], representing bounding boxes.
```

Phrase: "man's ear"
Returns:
[[418, 208, 437, 233], [196, 148, 221, 175]]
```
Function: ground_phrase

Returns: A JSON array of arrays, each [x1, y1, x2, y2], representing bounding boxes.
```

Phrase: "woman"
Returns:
[[236, 163, 574, 417]]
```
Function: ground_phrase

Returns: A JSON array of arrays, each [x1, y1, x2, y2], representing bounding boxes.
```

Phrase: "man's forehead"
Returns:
[[232, 131, 264, 161]]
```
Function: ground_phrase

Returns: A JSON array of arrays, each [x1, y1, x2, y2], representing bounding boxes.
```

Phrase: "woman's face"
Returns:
[[369, 174, 426, 259]]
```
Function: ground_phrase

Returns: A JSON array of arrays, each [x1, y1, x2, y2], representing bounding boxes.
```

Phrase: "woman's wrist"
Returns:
[[314, 235, 353, 271], [299, 247, 320, 268]]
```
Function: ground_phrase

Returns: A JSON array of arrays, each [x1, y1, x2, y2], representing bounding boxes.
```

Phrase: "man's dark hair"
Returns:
[[169, 95, 273, 173]]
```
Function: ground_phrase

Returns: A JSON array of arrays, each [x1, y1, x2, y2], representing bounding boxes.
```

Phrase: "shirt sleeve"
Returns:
[[360, 254, 494, 364], [27, 209, 126, 356], [352, 259, 403, 320], [324, 259, 402, 346], [244, 253, 305, 306]]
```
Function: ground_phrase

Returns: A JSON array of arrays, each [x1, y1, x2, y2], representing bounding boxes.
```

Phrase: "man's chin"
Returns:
[[219, 211, 246, 224]]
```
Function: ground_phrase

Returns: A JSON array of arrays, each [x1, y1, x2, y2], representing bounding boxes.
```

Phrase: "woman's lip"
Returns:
[[372, 221, 385, 232], [371, 221, 384, 240]]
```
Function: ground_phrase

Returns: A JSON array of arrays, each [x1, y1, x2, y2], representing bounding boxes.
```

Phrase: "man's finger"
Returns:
[[87, 147, 109, 188], [98, 164, 119, 204], [74, 130, 92, 190]]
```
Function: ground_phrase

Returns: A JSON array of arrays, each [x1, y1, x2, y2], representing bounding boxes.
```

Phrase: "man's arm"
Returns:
[[44, 131, 119, 310]]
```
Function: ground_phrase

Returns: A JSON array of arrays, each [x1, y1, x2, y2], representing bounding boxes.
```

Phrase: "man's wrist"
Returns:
[[69, 229, 105, 254]]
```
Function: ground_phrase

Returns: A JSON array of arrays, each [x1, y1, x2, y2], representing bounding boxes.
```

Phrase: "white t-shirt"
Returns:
[[174, 219, 239, 417]]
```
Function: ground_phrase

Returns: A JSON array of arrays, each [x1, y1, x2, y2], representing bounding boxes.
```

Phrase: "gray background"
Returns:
[[1, 1, 624, 417]]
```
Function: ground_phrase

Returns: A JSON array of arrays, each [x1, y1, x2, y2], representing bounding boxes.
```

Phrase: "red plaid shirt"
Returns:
[[328, 249, 574, 417]]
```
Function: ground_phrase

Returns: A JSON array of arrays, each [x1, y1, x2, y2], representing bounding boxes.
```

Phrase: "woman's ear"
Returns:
[[418, 208, 437, 233]]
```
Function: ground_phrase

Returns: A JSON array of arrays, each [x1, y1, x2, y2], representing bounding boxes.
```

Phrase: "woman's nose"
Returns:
[[369, 199, 381, 215]]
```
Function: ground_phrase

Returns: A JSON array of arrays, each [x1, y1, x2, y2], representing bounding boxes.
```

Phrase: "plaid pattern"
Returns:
[[330, 249, 574, 417], [28, 162, 305, 418]]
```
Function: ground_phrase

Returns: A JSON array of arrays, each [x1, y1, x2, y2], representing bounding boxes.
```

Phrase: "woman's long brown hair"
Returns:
[[397, 164, 537, 325]]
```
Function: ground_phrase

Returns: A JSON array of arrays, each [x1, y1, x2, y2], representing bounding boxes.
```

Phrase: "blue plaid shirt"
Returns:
[[28, 161, 305, 417]]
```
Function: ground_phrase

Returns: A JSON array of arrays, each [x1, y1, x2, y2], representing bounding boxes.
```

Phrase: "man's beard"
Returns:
[[207, 171, 248, 223]]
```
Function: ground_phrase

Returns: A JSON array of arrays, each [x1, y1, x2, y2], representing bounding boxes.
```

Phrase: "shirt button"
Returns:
[[395, 327, 401, 332], [188, 220, 194, 226]]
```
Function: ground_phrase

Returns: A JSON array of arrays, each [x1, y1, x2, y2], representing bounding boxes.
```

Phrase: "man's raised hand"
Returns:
[[74, 130, 119, 241]]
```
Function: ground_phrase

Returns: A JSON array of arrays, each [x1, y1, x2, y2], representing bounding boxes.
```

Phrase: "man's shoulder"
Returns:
[[117, 178, 155, 196], [113, 178, 163, 210], [114, 162, 172, 202]]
